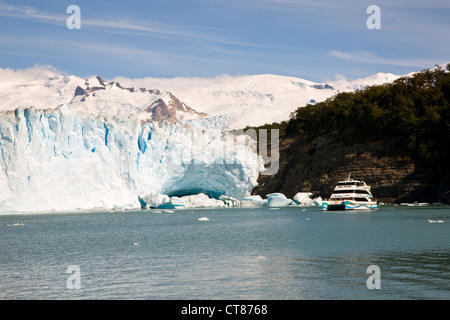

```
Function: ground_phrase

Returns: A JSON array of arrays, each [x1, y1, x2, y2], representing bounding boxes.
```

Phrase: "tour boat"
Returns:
[[322, 174, 378, 211]]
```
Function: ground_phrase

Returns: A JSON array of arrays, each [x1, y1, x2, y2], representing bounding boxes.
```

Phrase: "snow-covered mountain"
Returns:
[[0, 65, 406, 213], [0, 67, 206, 124], [114, 72, 403, 129], [1, 66, 404, 130]]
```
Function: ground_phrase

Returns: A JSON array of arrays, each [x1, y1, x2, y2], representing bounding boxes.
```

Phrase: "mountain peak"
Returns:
[[0, 68, 207, 123]]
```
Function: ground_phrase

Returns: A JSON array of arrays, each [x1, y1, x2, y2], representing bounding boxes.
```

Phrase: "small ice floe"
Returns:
[[305, 218, 310, 221], [152, 209, 174, 213], [268, 208, 280, 210], [437, 220, 444, 223], [428, 220, 437, 223], [408, 202, 429, 206], [133, 242, 139, 246], [6, 223, 24, 227], [254, 255, 267, 260], [240, 195, 266, 207], [198, 217, 209, 221]]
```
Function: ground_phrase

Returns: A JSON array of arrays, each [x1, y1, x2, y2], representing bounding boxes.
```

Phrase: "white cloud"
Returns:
[[0, 64, 64, 83], [328, 50, 441, 69]]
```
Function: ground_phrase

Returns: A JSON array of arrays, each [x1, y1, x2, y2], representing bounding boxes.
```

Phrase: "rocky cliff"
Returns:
[[253, 132, 450, 204]]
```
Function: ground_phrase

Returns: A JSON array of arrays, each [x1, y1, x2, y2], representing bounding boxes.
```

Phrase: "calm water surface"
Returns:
[[0, 205, 449, 299]]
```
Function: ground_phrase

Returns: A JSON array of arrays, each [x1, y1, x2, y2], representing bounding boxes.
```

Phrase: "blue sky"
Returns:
[[0, 0, 449, 82]]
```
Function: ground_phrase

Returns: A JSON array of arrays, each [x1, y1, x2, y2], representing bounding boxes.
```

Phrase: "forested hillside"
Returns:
[[251, 65, 450, 203]]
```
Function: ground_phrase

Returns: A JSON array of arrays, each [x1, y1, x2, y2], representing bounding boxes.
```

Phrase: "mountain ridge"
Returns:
[[0, 69, 206, 123], [0, 65, 408, 130], [114, 71, 405, 129]]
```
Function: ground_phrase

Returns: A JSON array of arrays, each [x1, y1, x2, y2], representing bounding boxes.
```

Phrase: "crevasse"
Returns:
[[0, 105, 263, 213]]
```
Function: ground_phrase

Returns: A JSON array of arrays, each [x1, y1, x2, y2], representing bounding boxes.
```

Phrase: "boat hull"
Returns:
[[323, 200, 378, 211]]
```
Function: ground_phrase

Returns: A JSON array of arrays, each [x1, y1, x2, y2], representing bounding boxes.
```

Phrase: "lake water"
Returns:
[[0, 205, 449, 300]]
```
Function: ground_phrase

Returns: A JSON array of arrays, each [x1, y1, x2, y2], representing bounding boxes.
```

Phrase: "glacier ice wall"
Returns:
[[0, 106, 263, 213]]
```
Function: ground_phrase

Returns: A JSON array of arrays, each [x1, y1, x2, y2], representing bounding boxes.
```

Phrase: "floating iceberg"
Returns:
[[139, 192, 170, 209], [293, 192, 322, 206], [293, 192, 313, 205], [157, 196, 185, 209], [144, 193, 240, 209], [312, 196, 323, 206], [266, 193, 293, 207], [219, 195, 240, 207], [0, 106, 263, 213], [240, 195, 267, 207], [240, 192, 322, 208], [138, 191, 322, 209], [179, 193, 225, 208]]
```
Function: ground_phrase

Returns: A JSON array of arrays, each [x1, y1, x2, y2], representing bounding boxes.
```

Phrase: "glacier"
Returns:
[[0, 66, 400, 213], [0, 105, 263, 213]]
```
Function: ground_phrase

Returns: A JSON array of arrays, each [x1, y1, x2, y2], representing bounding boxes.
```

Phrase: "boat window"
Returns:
[[337, 182, 357, 186], [337, 181, 369, 186], [355, 198, 368, 202], [333, 190, 370, 194]]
